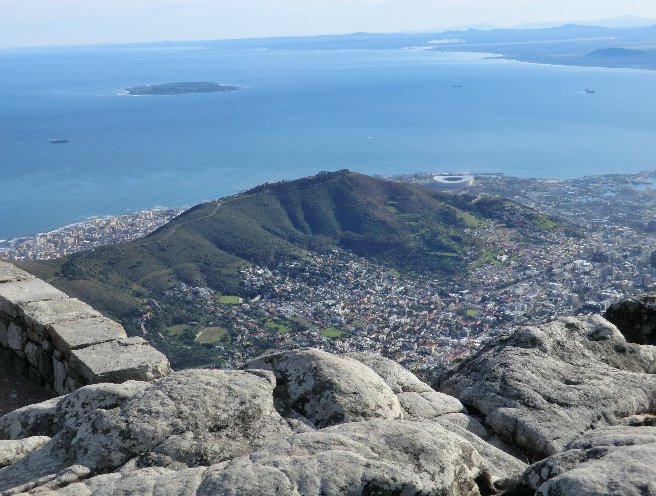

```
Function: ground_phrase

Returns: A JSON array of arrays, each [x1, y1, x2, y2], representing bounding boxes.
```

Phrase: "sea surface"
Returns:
[[1, 44, 656, 239]]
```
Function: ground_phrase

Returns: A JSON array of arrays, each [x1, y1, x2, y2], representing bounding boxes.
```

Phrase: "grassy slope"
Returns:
[[22, 171, 553, 321]]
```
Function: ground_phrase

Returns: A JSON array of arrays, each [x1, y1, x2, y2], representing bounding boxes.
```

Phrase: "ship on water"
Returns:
[[585, 89, 596, 94], [50, 139, 69, 144]]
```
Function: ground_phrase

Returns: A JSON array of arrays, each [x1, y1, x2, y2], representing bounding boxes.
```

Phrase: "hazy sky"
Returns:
[[2, 0, 656, 48]]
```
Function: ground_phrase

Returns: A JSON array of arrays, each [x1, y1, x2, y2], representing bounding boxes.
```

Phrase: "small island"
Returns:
[[124, 82, 241, 96]]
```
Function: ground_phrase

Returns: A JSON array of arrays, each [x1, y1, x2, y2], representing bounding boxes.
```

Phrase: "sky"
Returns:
[[1, 0, 656, 48]]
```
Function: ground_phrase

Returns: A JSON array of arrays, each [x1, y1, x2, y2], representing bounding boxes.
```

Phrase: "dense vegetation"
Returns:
[[24, 171, 555, 323]]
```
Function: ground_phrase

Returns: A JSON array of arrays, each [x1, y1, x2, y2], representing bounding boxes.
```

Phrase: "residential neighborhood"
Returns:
[[3, 171, 656, 370]]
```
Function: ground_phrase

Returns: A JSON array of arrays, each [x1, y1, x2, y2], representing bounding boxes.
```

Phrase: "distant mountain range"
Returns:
[[65, 20, 656, 71], [429, 15, 656, 32], [426, 23, 656, 70], [201, 22, 656, 71], [511, 15, 656, 30], [23, 171, 559, 321]]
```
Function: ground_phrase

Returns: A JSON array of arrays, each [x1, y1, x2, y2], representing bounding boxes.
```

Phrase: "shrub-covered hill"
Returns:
[[24, 171, 558, 320]]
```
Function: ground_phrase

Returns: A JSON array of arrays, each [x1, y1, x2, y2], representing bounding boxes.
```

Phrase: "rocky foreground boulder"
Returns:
[[0, 349, 524, 495], [1, 309, 656, 495], [511, 424, 656, 495], [436, 314, 656, 495], [436, 315, 656, 458]]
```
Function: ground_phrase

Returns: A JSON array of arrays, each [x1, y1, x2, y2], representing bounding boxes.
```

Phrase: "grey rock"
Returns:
[[435, 412, 527, 461], [65, 376, 83, 394], [55, 421, 524, 496], [0, 436, 50, 468], [7, 323, 26, 352], [0, 278, 67, 317], [605, 292, 656, 345], [20, 298, 102, 341], [53, 358, 68, 396], [515, 425, 656, 495], [21, 298, 102, 327], [48, 317, 128, 358], [436, 412, 494, 438], [437, 315, 656, 458], [344, 351, 434, 393], [25, 341, 53, 380], [8, 331, 656, 495], [198, 420, 504, 496], [0, 262, 34, 284], [0, 370, 293, 493], [0, 381, 144, 443], [345, 351, 464, 420], [3, 464, 92, 495], [0, 397, 60, 440], [0, 320, 8, 348], [54, 381, 148, 432], [397, 391, 464, 419], [616, 413, 656, 426], [56, 466, 207, 496], [432, 413, 527, 486], [68, 337, 170, 384], [247, 348, 403, 428]]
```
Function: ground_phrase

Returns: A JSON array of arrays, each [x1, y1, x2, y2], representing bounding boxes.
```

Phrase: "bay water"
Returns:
[[1, 45, 656, 239]]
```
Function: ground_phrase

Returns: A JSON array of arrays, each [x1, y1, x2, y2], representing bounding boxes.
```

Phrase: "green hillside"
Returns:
[[23, 171, 556, 321]]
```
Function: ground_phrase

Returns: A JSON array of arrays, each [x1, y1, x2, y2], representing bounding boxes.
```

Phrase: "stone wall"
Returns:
[[0, 262, 170, 395]]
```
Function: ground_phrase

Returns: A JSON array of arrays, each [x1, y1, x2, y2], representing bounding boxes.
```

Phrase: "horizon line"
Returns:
[[2, 19, 654, 52]]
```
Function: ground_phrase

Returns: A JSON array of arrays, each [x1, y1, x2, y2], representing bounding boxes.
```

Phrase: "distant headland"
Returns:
[[124, 82, 242, 96]]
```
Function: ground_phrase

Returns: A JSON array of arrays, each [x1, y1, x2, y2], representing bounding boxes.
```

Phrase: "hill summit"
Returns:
[[26, 171, 557, 323]]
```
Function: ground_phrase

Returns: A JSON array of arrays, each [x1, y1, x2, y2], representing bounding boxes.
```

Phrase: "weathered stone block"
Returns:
[[20, 299, 102, 341], [24, 341, 40, 368], [25, 326, 43, 343], [48, 317, 128, 357], [69, 337, 171, 385], [24, 341, 53, 380], [65, 376, 83, 394], [7, 323, 26, 351], [0, 279, 66, 317], [27, 366, 45, 385], [53, 358, 68, 396], [0, 262, 34, 284], [0, 320, 8, 348], [12, 351, 28, 368], [0, 347, 11, 365]]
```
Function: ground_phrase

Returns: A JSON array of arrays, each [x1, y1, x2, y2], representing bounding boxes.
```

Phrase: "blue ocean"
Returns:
[[1, 44, 656, 239]]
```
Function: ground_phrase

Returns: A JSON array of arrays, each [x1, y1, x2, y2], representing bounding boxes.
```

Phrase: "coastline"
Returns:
[[435, 48, 656, 73], [497, 54, 656, 73], [372, 44, 656, 73], [1, 207, 183, 244], [3, 168, 655, 263], [0, 207, 186, 261]]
